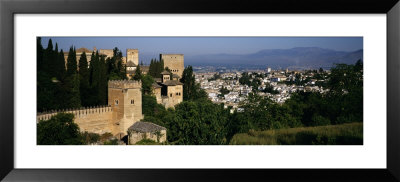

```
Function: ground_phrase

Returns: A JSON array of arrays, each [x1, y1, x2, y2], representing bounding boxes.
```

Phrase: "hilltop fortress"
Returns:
[[38, 48, 184, 144], [37, 80, 143, 138]]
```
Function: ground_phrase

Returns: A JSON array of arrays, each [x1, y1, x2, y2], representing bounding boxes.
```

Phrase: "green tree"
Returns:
[[63, 73, 81, 108], [180, 66, 207, 101], [141, 74, 154, 95], [56, 49, 66, 81], [148, 58, 165, 78], [165, 100, 229, 144], [78, 52, 90, 106], [37, 37, 44, 72], [42, 39, 54, 75], [37, 113, 83, 145], [133, 65, 142, 81], [66, 46, 77, 76], [89, 52, 108, 105], [218, 86, 230, 98], [142, 95, 167, 118]]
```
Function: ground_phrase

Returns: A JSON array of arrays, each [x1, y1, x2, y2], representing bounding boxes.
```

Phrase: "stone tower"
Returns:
[[127, 49, 139, 66], [108, 80, 143, 135], [160, 54, 184, 78], [161, 70, 171, 83]]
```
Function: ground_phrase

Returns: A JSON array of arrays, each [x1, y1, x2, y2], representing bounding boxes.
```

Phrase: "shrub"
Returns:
[[311, 114, 331, 126]]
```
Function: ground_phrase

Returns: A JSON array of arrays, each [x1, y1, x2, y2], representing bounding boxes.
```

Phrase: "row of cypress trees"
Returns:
[[37, 38, 126, 112], [148, 58, 164, 78]]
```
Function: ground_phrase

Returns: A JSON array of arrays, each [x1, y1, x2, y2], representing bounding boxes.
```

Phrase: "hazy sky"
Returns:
[[41, 37, 363, 61]]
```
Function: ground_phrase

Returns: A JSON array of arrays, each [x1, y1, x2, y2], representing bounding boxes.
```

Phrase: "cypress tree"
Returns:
[[133, 65, 142, 81], [180, 66, 196, 100], [64, 73, 81, 108], [50, 43, 59, 78], [57, 49, 66, 81], [87, 51, 96, 106], [149, 59, 154, 77], [43, 39, 54, 75], [66, 46, 77, 76], [98, 55, 108, 105], [78, 52, 90, 106], [37, 37, 44, 72], [88, 51, 107, 105], [89, 51, 95, 85]]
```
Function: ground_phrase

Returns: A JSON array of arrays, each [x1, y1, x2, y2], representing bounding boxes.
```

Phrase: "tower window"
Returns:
[[115, 100, 119, 105], [170, 93, 172, 97], [131, 99, 134, 104]]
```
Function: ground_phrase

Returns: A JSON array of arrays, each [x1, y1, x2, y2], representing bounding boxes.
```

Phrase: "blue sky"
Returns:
[[41, 37, 363, 63]]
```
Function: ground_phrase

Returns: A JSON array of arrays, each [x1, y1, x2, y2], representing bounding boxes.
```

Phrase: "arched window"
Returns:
[[131, 99, 134, 104], [170, 93, 172, 97], [115, 100, 119, 105]]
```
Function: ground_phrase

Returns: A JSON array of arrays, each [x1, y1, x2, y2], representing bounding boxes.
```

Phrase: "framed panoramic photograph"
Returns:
[[1, 0, 400, 181]]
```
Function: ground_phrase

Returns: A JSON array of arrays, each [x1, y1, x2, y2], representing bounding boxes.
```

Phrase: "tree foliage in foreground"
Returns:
[[37, 113, 83, 145]]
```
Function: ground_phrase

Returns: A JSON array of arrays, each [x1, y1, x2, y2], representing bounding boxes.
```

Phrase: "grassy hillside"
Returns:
[[230, 122, 363, 145]]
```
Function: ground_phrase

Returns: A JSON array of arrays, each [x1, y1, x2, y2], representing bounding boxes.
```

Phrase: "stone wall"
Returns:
[[99, 49, 113, 59], [127, 49, 139, 66], [37, 106, 115, 135], [128, 130, 167, 144], [37, 80, 145, 136], [160, 54, 184, 78], [108, 80, 143, 135], [161, 85, 183, 108], [153, 87, 162, 104]]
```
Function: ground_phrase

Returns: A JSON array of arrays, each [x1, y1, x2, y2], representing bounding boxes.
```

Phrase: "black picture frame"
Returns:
[[1, 0, 399, 181]]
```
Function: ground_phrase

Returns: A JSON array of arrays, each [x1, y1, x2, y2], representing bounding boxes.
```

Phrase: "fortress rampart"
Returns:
[[108, 80, 141, 89], [37, 105, 115, 134], [37, 80, 144, 136]]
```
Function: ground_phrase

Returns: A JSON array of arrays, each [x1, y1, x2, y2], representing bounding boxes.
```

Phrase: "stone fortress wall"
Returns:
[[160, 54, 184, 78], [37, 106, 115, 134], [37, 80, 144, 136]]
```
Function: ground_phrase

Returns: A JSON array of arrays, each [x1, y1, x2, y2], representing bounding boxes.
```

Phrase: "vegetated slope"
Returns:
[[229, 122, 363, 145]]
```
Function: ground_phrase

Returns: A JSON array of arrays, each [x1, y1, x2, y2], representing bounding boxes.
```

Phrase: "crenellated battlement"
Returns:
[[108, 80, 141, 89], [37, 105, 113, 123]]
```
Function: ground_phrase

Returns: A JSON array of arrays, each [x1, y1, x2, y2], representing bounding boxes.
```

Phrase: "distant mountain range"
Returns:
[[185, 47, 363, 69]]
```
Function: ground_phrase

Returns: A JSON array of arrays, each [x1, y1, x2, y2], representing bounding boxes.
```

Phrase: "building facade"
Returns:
[[160, 54, 184, 78]]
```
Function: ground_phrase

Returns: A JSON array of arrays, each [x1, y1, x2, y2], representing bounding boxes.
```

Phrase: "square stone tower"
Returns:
[[108, 80, 143, 135], [127, 49, 139, 66], [160, 54, 184, 78], [99, 49, 114, 59]]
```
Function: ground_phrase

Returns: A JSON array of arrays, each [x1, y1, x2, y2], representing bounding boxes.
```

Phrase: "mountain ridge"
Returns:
[[185, 47, 363, 68]]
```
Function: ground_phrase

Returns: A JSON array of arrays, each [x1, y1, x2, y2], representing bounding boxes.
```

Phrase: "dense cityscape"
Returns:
[[195, 67, 329, 112]]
